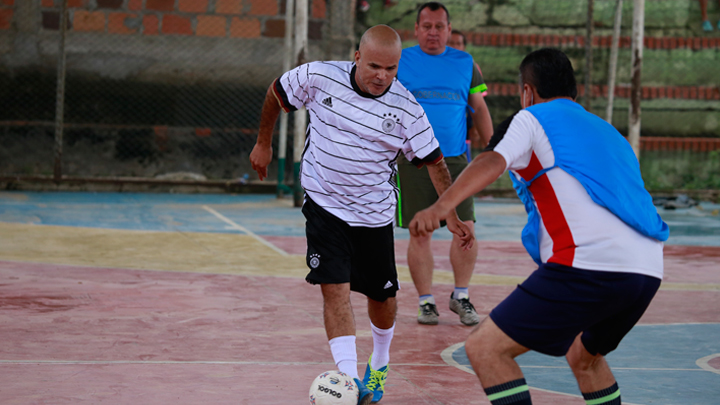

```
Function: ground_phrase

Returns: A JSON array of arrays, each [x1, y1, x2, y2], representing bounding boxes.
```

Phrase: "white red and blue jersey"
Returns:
[[489, 100, 667, 279]]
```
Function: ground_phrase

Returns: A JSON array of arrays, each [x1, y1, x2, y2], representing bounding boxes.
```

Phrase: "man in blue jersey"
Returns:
[[396, 2, 494, 326], [409, 48, 667, 405]]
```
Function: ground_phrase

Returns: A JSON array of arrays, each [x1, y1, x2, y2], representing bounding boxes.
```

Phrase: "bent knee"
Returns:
[[465, 318, 505, 356], [566, 338, 603, 371], [465, 319, 521, 359]]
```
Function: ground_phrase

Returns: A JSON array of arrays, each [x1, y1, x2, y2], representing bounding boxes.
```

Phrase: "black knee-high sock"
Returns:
[[582, 382, 621, 405], [484, 378, 532, 405]]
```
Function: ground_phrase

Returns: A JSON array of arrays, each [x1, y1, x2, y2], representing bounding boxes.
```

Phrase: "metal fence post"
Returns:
[[53, 0, 68, 183], [292, 0, 308, 207], [277, 0, 295, 198], [584, 0, 594, 111], [629, 0, 645, 158], [606, 0, 623, 124]]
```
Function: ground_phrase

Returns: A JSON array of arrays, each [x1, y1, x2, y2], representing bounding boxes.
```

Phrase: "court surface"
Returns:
[[0, 191, 718, 404]]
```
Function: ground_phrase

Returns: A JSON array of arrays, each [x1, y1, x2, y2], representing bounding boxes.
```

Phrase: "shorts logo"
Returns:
[[383, 280, 393, 289], [309, 254, 321, 269], [381, 112, 400, 133]]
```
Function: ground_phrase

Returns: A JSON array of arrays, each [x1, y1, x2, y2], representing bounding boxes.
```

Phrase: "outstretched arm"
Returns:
[[412, 151, 507, 238], [250, 81, 283, 181], [426, 160, 474, 250]]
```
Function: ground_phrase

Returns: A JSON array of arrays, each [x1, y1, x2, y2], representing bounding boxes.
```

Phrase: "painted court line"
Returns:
[[440, 343, 710, 373], [0, 360, 332, 366], [0, 360, 469, 367], [438, 343, 651, 405], [16, 359, 674, 369], [696, 353, 720, 375], [202, 205, 287, 256]]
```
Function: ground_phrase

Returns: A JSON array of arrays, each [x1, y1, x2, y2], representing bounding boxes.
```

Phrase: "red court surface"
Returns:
[[0, 192, 718, 404]]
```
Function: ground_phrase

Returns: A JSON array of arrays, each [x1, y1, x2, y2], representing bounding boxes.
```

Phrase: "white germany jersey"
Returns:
[[274, 61, 441, 227]]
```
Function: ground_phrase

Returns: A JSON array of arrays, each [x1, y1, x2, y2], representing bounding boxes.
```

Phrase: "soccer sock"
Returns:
[[419, 294, 435, 306], [453, 287, 469, 300], [370, 322, 395, 370], [484, 378, 532, 405], [329, 335, 358, 379], [582, 382, 621, 405]]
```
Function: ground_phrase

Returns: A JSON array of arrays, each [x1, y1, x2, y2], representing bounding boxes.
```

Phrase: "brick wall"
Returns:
[[0, 0, 13, 30], [19, 0, 327, 40]]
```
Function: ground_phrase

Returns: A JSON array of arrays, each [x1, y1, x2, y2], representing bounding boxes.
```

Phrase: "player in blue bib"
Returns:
[[395, 1, 494, 328]]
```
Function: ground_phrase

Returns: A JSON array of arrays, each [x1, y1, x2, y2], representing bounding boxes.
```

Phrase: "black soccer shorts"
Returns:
[[302, 196, 399, 302]]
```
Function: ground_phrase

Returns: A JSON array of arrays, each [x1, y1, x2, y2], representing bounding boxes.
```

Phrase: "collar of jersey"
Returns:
[[350, 64, 393, 99]]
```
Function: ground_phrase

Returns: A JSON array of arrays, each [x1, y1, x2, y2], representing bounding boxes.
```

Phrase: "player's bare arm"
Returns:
[[411, 152, 506, 238], [469, 92, 494, 148], [425, 160, 475, 250], [250, 80, 283, 181]]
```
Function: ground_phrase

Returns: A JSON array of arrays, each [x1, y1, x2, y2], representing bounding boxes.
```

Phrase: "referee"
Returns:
[[250, 25, 473, 405], [410, 48, 668, 405]]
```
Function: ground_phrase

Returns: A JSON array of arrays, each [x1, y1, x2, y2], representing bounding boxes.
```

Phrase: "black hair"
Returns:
[[416, 2, 450, 24], [519, 48, 577, 100], [451, 29, 466, 46]]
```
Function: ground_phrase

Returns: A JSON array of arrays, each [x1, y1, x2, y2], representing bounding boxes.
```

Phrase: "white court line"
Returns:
[[0, 360, 488, 367], [441, 342, 712, 373], [202, 205, 287, 256], [696, 353, 720, 375], [440, 342, 703, 405], [1, 357, 711, 373], [0, 360, 330, 365]]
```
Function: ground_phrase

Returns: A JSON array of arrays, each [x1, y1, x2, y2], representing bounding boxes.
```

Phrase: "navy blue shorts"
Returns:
[[489, 262, 661, 357], [302, 196, 399, 302]]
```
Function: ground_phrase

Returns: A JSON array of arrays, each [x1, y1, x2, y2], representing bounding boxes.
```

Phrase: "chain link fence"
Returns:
[[362, 0, 720, 194], [1, 0, 719, 195], [1, 0, 314, 189]]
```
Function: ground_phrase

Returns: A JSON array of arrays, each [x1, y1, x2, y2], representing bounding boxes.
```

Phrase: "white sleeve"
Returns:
[[402, 111, 440, 164], [492, 110, 540, 172], [277, 62, 314, 111]]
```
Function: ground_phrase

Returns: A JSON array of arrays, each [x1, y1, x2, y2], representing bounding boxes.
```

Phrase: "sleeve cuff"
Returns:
[[273, 78, 296, 113], [410, 147, 443, 168]]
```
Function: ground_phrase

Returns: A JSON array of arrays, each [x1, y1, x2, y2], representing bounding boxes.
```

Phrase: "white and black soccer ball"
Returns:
[[308, 370, 358, 405]]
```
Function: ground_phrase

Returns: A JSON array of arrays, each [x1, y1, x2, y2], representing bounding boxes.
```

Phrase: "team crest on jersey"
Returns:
[[382, 112, 400, 133], [309, 254, 321, 269]]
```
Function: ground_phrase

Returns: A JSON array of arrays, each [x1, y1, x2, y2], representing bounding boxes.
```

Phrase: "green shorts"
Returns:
[[396, 154, 475, 229]]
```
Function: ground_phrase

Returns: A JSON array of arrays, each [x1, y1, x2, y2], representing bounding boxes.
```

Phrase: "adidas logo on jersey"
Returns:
[[322, 97, 333, 108]]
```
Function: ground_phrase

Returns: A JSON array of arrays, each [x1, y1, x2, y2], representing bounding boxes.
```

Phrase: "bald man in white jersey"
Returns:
[[250, 25, 473, 404]]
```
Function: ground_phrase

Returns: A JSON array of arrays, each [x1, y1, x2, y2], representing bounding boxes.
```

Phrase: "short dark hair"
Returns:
[[416, 2, 450, 24], [451, 29, 466, 46], [519, 48, 577, 100]]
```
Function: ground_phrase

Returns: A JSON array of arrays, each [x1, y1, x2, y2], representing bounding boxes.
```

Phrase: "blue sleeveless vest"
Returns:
[[511, 99, 669, 264]]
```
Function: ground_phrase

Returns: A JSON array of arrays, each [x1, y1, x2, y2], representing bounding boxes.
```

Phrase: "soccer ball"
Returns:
[[308, 370, 359, 405]]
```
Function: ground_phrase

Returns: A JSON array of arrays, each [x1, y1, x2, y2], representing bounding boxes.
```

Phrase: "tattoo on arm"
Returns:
[[427, 160, 454, 196]]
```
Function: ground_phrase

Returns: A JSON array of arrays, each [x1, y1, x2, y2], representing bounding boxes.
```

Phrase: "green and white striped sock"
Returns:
[[582, 382, 621, 405], [483, 378, 532, 405]]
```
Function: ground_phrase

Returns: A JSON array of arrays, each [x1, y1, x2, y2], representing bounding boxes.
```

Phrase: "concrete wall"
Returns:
[[365, 0, 720, 36]]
